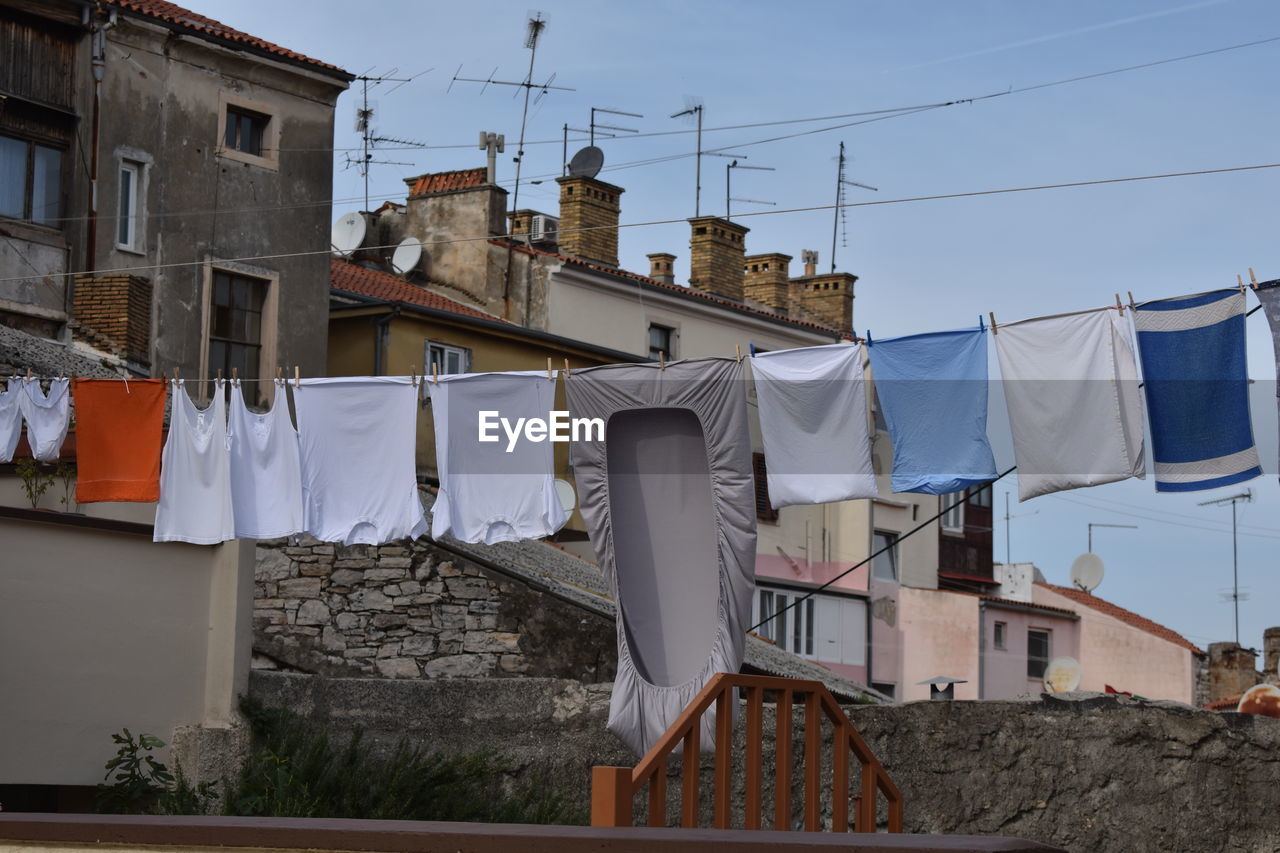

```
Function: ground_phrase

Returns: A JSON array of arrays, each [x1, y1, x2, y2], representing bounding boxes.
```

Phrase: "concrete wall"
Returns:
[[897, 587, 981, 702], [249, 672, 1280, 853], [1035, 585, 1195, 703], [0, 481, 253, 785], [980, 605, 1079, 700]]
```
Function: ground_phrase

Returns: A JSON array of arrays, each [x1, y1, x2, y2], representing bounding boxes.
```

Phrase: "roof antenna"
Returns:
[[830, 141, 877, 273], [346, 69, 431, 211], [726, 159, 775, 221], [670, 97, 704, 216]]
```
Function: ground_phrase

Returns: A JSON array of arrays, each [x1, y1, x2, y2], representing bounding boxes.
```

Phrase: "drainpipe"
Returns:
[[83, 4, 117, 275], [371, 305, 399, 375]]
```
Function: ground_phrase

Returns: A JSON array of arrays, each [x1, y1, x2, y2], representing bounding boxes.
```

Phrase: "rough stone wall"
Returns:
[[249, 674, 1280, 853], [253, 537, 617, 683], [555, 176, 623, 267], [1207, 642, 1261, 703], [688, 217, 749, 301]]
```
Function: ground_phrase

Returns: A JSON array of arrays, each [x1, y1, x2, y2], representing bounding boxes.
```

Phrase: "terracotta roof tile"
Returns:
[[110, 1, 349, 77], [330, 259, 502, 322], [503, 241, 848, 338], [1036, 581, 1203, 655], [407, 169, 489, 197]]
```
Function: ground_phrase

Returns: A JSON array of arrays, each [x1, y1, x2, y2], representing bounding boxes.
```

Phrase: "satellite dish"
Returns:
[[1070, 552, 1105, 593], [331, 212, 366, 256], [568, 146, 604, 179], [1043, 657, 1082, 693], [553, 479, 577, 515], [390, 238, 422, 276]]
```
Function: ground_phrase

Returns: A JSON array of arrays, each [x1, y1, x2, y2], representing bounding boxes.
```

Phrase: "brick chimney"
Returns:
[[72, 273, 153, 365], [743, 252, 792, 312], [688, 216, 748, 301], [1207, 642, 1260, 703], [647, 253, 676, 285], [556, 175, 623, 267], [402, 167, 508, 307], [790, 270, 856, 332]]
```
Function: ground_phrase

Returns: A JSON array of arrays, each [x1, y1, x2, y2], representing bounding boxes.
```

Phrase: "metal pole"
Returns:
[[1005, 492, 1011, 564], [1233, 498, 1240, 645], [830, 142, 843, 275], [562, 124, 568, 177], [694, 107, 702, 217]]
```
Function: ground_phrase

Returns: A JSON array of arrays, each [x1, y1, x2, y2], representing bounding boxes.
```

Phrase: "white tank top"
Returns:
[[20, 377, 70, 462], [0, 379, 22, 463], [153, 379, 235, 544], [228, 380, 303, 539]]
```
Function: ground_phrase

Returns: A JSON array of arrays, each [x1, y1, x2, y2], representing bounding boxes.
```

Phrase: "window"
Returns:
[[224, 106, 268, 157], [117, 161, 143, 251], [872, 530, 898, 581], [752, 453, 777, 522], [0, 134, 63, 226], [208, 271, 268, 379], [648, 323, 674, 361], [426, 342, 470, 376], [971, 484, 992, 508], [1027, 629, 1051, 679], [993, 621, 1007, 650], [941, 492, 965, 534], [756, 588, 816, 658]]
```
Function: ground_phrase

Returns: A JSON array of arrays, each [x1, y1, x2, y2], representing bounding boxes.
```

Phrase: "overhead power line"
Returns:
[[4, 158, 1279, 286]]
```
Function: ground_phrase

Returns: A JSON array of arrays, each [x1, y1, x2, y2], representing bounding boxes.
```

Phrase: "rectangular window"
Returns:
[[1027, 629, 1051, 679], [941, 492, 965, 533], [758, 588, 817, 658], [426, 341, 470, 376], [208, 271, 268, 380], [0, 134, 63, 226], [752, 452, 778, 522], [757, 589, 776, 643], [872, 530, 898, 581], [116, 162, 142, 251], [971, 484, 992, 508], [648, 323, 674, 360], [224, 106, 268, 157], [993, 621, 1006, 650]]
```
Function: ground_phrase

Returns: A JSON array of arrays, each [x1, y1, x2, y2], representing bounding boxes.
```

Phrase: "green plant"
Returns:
[[15, 458, 54, 509], [55, 461, 76, 511], [96, 729, 175, 814]]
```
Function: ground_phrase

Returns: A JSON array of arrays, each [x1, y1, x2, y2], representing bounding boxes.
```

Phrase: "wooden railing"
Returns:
[[591, 673, 903, 832]]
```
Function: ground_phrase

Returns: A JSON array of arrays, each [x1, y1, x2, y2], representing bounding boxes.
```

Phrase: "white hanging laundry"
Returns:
[[994, 308, 1145, 501], [0, 379, 22, 463], [228, 381, 303, 539], [20, 377, 70, 462], [749, 342, 877, 507], [426, 370, 567, 544], [153, 379, 236, 544], [294, 376, 427, 545]]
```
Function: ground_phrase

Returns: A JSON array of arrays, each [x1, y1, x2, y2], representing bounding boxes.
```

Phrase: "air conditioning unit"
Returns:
[[530, 214, 559, 245]]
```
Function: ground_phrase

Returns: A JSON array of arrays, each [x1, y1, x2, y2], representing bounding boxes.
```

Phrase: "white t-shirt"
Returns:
[[228, 381, 303, 539], [154, 380, 236, 544], [426, 370, 567, 544], [294, 376, 428, 545], [20, 377, 70, 462], [749, 343, 878, 507], [0, 380, 22, 463]]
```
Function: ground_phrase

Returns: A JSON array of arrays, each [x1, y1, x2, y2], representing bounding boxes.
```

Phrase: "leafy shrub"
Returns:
[[96, 729, 175, 814]]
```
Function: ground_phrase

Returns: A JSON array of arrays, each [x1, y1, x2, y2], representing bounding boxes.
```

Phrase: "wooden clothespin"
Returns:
[[294, 365, 300, 389], [1127, 291, 1136, 310], [659, 351, 666, 370], [988, 312, 997, 335], [432, 362, 438, 385], [70, 370, 76, 381], [26, 367, 32, 381], [411, 366, 417, 388], [172, 366, 180, 383], [216, 368, 223, 384], [563, 358, 570, 378], [1114, 293, 1124, 315], [1249, 268, 1259, 289], [547, 357, 553, 380], [735, 344, 742, 363], [1238, 274, 1246, 295], [232, 366, 238, 385], [276, 367, 283, 385]]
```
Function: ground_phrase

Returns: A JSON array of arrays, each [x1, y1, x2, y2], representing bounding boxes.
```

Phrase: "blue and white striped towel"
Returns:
[[1132, 289, 1261, 492]]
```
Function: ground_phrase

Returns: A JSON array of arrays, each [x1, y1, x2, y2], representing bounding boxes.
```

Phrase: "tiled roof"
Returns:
[[1204, 693, 1244, 711], [0, 324, 126, 379], [1037, 582, 1203, 655], [407, 169, 489, 197], [505, 242, 848, 338], [109, 1, 350, 77], [330, 259, 501, 322]]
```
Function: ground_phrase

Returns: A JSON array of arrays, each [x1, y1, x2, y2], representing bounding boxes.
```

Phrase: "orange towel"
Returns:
[[73, 378, 166, 503]]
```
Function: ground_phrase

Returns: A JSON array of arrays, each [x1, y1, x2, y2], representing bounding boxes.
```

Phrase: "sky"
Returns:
[[204, 0, 1280, 658]]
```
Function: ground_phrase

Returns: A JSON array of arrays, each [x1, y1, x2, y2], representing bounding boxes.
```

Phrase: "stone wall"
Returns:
[[253, 537, 616, 683], [555, 176, 623, 267], [688, 216, 749, 301], [250, 673, 1280, 853]]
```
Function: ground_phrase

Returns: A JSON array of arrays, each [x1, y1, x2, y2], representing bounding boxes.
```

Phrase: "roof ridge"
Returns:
[[1036, 580, 1202, 655]]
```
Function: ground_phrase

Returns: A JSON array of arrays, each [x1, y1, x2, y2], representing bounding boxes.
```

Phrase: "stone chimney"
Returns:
[[688, 216, 748, 301], [1207, 642, 1260, 703], [72, 273, 153, 365], [791, 271, 856, 332], [402, 167, 507, 306], [1264, 627, 1280, 678], [647, 253, 676, 286], [743, 252, 792, 312], [556, 175, 623, 266]]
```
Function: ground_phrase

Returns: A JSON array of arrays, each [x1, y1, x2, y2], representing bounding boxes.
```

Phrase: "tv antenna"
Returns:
[[348, 69, 431, 212], [1199, 488, 1253, 644], [590, 106, 643, 147], [1001, 490, 1039, 565], [725, 159, 775, 220], [1087, 522, 1137, 554], [830, 141, 877, 273], [671, 98, 704, 216]]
